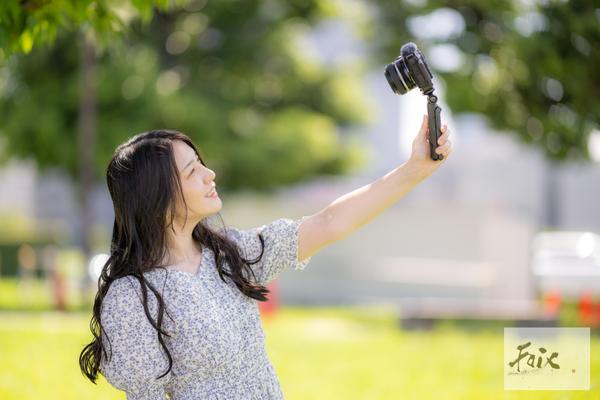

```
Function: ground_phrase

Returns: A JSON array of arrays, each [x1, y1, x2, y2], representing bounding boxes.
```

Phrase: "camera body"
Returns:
[[384, 42, 434, 96], [384, 42, 443, 161]]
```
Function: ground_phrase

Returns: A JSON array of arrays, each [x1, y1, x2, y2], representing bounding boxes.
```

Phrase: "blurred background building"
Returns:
[[2, 12, 600, 313], [1, 0, 599, 317]]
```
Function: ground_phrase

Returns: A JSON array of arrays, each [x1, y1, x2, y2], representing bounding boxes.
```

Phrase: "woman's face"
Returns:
[[171, 139, 222, 222]]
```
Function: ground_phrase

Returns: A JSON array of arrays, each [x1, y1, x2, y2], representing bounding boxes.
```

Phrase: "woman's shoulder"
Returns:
[[105, 274, 148, 296], [101, 276, 142, 314], [215, 217, 312, 285], [219, 217, 300, 243], [102, 274, 166, 313]]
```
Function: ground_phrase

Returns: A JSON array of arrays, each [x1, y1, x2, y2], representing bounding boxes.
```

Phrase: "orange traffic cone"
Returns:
[[543, 290, 561, 317], [594, 297, 600, 328], [578, 292, 594, 326], [258, 281, 279, 318]]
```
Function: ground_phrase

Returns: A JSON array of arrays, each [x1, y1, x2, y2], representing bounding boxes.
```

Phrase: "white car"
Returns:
[[531, 231, 600, 298]]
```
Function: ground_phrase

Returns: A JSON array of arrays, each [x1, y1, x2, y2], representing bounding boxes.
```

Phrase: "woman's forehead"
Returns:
[[172, 140, 196, 170]]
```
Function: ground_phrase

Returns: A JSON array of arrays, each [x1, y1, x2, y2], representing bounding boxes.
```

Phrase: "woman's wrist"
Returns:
[[403, 158, 434, 183]]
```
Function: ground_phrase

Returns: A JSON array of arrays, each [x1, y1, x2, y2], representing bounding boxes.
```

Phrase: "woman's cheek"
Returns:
[[191, 187, 208, 203]]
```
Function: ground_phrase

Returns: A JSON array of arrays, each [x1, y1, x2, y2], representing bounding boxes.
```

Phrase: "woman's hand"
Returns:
[[406, 114, 452, 180]]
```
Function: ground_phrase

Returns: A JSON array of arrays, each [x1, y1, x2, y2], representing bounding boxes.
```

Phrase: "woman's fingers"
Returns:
[[424, 122, 452, 158], [437, 126, 450, 145], [436, 140, 452, 155]]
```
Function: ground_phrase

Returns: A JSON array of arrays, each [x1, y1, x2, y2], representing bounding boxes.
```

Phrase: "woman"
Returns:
[[79, 114, 452, 399]]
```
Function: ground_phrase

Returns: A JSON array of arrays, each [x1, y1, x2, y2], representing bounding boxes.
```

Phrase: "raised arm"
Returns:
[[298, 115, 452, 262]]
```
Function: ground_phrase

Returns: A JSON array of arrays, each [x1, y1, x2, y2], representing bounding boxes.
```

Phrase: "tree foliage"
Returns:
[[371, 0, 599, 162], [0, 0, 185, 54], [0, 0, 370, 194]]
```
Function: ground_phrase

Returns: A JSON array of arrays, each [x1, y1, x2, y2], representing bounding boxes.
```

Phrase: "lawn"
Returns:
[[0, 306, 598, 399]]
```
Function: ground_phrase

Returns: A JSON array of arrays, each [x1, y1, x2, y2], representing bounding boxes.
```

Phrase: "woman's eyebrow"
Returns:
[[181, 154, 198, 172]]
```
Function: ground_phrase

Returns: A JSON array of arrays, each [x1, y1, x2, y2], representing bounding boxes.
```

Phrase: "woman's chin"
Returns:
[[208, 198, 223, 212]]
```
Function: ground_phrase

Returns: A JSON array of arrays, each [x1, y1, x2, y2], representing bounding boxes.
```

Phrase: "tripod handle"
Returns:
[[427, 95, 443, 161]]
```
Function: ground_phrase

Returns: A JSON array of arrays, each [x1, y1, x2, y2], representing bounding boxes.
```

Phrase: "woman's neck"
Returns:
[[163, 219, 202, 267]]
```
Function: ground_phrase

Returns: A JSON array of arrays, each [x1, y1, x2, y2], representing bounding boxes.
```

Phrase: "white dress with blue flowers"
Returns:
[[99, 217, 312, 400]]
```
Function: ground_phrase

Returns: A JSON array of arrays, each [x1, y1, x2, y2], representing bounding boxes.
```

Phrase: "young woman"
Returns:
[[79, 114, 451, 399]]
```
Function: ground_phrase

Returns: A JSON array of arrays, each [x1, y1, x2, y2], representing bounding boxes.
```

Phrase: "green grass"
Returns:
[[0, 307, 599, 399], [0, 278, 93, 312]]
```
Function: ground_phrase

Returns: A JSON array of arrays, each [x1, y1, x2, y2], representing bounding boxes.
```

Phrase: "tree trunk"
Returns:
[[545, 160, 559, 230], [77, 28, 97, 304]]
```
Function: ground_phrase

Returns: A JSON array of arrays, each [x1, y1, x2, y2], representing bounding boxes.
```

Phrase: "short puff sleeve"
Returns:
[[99, 276, 172, 400], [225, 216, 313, 285]]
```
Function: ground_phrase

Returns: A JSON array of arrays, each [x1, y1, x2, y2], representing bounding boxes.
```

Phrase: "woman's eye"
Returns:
[[188, 158, 200, 177]]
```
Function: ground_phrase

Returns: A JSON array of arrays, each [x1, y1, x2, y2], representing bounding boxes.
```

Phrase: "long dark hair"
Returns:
[[79, 129, 269, 384]]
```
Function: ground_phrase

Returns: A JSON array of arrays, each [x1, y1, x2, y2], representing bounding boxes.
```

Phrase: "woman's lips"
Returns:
[[206, 189, 218, 198]]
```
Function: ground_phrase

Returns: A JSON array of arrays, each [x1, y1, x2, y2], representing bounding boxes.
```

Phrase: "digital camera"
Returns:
[[384, 42, 434, 96], [384, 42, 444, 161]]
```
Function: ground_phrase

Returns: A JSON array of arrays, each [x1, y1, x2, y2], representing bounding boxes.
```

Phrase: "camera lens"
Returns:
[[384, 57, 415, 95]]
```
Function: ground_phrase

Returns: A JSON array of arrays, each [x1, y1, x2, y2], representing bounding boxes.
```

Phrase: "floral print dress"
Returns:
[[99, 217, 312, 399]]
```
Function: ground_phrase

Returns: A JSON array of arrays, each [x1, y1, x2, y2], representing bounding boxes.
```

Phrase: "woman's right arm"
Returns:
[[100, 276, 172, 399]]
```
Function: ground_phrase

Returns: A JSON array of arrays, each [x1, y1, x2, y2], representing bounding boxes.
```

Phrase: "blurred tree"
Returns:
[[370, 0, 599, 163], [0, 1, 369, 193], [0, 0, 189, 287], [0, 0, 371, 287], [0, 0, 184, 54]]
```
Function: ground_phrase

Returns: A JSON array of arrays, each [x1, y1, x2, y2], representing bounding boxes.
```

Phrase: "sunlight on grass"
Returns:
[[0, 307, 598, 399]]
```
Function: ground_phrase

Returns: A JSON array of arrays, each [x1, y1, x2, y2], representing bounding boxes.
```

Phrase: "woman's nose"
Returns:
[[204, 168, 216, 183]]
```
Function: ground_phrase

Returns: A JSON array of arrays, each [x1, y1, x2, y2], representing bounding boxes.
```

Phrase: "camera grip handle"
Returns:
[[427, 95, 443, 161]]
